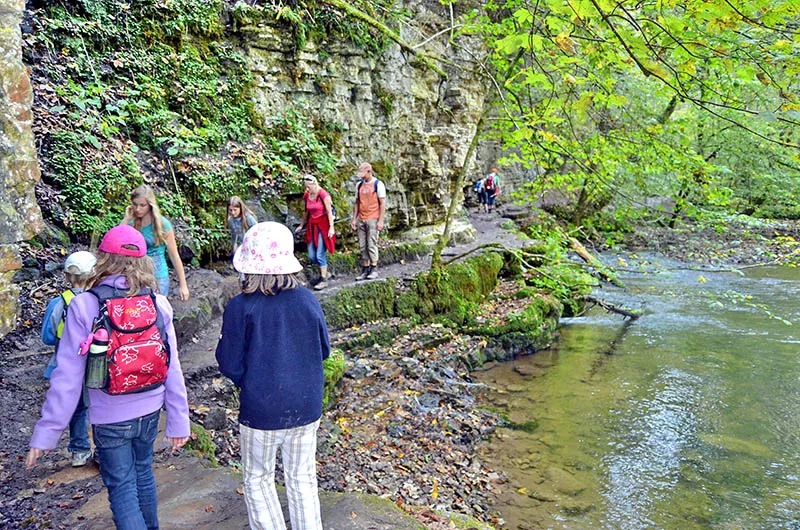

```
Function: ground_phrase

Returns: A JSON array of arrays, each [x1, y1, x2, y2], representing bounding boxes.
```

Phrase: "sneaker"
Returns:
[[366, 267, 378, 280], [71, 450, 93, 467], [355, 267, 369, 281], [314, 280, 328, 290]]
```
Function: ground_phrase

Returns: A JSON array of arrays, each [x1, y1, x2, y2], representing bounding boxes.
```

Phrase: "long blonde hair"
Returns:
[[131, 185, 168, 246], [227, 196, 256, 232], [90, 250, 158, 296], [242, 273, 299, 296]]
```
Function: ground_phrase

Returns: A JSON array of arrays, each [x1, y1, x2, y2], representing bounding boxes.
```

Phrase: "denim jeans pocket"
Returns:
[[141, 411, 160, 444], [93, 422, 134, 449]]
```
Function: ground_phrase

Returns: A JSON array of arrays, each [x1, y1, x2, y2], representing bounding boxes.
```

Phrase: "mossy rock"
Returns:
[[320, 278, 399, 329], [397, 253, 504, 325], [323, 348, 346, 408], [333, 320, 412, 350], [186, 421, 218, 466]]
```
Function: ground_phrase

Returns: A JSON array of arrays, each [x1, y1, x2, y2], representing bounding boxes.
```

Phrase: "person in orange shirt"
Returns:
[[350, 162, 386, 280]]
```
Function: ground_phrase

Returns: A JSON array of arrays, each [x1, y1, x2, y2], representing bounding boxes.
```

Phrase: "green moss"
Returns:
[[398, 253, 504, 325], [335, 321, 412, 350], [32, 0, 338, 256], [185, 421, 218, 466], [507, 419, 539, 433], [323, 348, 346, 408], [231, 1, 400, 54], [320, 279, 399, 329], [375, 86, 395, 115], [326, 251, 359, 275]]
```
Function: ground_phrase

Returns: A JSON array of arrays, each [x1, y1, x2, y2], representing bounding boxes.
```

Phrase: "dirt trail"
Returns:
[[2, 209, 521, 529]]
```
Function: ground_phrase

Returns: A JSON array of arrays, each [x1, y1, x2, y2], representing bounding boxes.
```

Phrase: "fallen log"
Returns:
[[584, 295, 641, 319], [569, 237, 626, 288]]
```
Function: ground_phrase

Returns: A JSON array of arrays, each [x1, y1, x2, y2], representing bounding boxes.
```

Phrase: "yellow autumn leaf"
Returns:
[[554, 32, 576, 53], [518, 487, 528, 495], [697, 275, 707, 284], [432, 479, 439, 499]]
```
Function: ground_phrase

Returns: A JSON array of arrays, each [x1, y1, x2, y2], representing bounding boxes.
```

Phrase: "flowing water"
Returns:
[[476, 257, 800, 529]]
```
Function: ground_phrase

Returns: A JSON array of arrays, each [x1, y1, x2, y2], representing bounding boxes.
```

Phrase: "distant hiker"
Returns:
[[484, 167, 501, 214], [40, 250, 96, 468], [216, 222, 329, 530], [350, 162, 386, 280], [474, 176, 488, 213], [295, 174, 336, 290], [122, 185, 190, 300], [27, 224, 190, 530], [227, 196, 258, 255]]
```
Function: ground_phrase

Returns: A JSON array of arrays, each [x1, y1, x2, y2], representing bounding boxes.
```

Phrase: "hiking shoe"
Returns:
[[366, 269, 378, 280], [355, 268, 369, 281], [71, 450, 93, 467], [314, 280, 328, 290]]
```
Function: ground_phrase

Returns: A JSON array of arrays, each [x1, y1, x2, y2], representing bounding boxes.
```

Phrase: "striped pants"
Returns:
[[240, 421, 323, 530]]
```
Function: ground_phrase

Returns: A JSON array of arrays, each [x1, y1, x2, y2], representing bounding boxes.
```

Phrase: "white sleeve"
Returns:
[[376, 180, 387, 199]]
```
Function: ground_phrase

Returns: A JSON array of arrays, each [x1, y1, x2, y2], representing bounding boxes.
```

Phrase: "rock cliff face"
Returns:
[[240, 0, 490, 241], [0, 0, 42, 336]]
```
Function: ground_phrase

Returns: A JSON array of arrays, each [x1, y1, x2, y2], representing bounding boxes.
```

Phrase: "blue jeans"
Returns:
[[157, 277, 170, 297], [93, 410, 161, 530], [307, 232, 328, 267], [68, 390, 91, 454]]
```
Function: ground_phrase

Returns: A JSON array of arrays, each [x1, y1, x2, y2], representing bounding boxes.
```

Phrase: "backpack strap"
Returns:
[[88, 285, 172, 365], [356, 179, 380, 196], [55, 288, 76, 340]]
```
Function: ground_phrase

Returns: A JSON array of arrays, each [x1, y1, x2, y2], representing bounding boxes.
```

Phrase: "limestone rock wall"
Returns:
[[241, 0, 491, 235], [0, 0, 42, 337]]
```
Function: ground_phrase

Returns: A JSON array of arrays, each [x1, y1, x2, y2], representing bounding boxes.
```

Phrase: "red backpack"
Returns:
[[86, 286, 171, 395], [485, 174, 496, 191]]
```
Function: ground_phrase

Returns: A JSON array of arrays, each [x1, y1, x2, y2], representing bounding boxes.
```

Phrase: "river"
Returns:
[[475, 257, 800, 529]]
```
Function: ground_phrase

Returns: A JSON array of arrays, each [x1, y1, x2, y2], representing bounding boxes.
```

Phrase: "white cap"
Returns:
[[64, 251, 97, 275], [233, 222, 302, 275]]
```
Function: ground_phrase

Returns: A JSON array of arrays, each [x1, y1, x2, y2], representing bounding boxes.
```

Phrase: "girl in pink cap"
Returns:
[[27, 224, 190, 530], [216, 221, 329, 530]]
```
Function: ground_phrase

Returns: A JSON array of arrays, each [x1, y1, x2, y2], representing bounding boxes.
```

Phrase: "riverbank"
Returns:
[[3, 211, 795, 528], [621, 215, 800, 267]]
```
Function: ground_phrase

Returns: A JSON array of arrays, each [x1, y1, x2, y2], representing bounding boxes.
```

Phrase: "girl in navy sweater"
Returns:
[[216, 222, 329, 530]]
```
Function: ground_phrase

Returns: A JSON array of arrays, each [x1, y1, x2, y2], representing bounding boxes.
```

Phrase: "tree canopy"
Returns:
[[457, 0, 800, 226]]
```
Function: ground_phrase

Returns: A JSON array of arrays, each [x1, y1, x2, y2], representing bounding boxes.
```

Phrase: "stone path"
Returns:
[[20, 209, 523, 529], [35, 454, 426, 529]]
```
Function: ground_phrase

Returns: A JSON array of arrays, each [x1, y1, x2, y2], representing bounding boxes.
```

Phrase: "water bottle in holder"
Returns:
[[83, 328, 109, 389]]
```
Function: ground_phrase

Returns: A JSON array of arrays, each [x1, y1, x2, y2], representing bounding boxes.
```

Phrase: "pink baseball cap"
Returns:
[[233, 222, 302, 275], [98, 224, 147, 257]]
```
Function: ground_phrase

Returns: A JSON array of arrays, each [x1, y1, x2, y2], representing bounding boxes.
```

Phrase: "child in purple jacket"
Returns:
[[27, 224, 190, 530]]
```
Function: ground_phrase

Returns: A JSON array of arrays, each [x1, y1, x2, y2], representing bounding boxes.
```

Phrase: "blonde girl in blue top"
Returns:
[[122, 185, 190, 301]]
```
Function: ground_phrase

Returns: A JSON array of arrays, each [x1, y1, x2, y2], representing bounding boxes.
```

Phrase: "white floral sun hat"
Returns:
[[233, 222, 303, 275]]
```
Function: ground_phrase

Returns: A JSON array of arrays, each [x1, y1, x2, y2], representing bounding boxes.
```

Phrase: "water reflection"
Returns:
[[476, 262, 800, 529]]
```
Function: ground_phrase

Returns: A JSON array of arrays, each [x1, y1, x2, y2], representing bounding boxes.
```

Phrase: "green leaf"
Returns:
[[85, 135, 101, 149]]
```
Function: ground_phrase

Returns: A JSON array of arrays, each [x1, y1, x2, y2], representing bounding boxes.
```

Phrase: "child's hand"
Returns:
[[26, 448, 49, 468], [166, 436, 189, 453]]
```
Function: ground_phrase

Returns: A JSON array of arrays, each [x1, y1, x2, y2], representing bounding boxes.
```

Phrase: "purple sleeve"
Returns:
[[156, 296, 191, 439], [29, 294, 95, 450]]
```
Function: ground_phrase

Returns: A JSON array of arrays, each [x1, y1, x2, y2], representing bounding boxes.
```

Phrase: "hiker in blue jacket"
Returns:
[[216, 221, 330, 530]]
